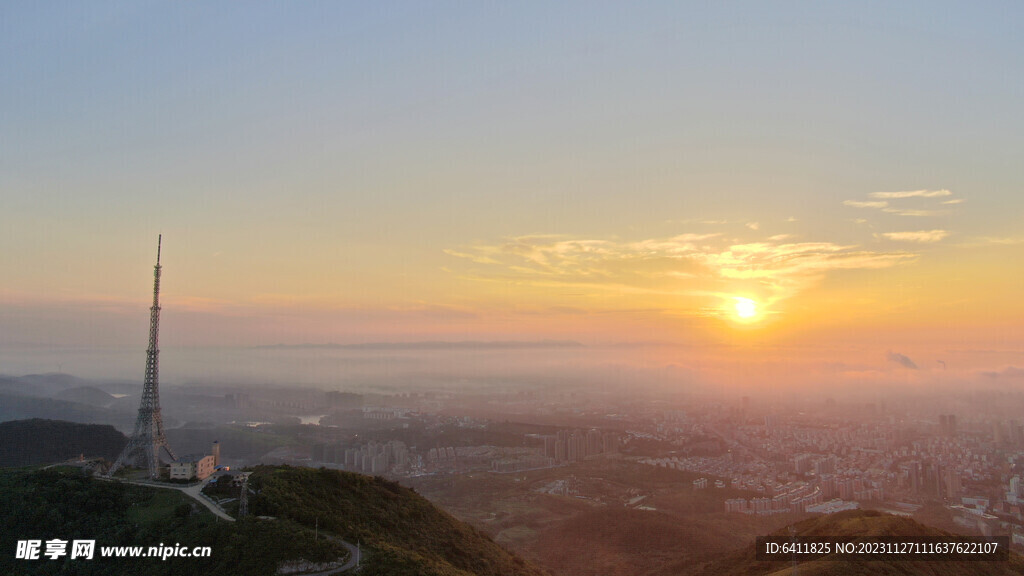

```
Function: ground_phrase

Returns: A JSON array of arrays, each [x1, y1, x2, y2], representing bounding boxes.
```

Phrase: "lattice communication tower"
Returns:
[[108, 236, 177, 478]]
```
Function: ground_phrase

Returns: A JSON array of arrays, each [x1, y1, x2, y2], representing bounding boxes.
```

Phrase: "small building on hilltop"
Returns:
[[170, 454, 216, 480]]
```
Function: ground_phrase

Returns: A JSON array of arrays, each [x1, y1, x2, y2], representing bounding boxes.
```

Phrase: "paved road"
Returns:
[[178, 477, 236, 521], [99, 475, 364, 571], [303, 537, 362, 575], [99, 475, 235, 521]]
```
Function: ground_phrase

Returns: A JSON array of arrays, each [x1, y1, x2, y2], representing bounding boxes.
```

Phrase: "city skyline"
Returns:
[[2, 2, 1023, 390]]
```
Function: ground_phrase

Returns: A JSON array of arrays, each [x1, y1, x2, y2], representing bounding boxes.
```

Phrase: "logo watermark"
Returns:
[[15, 540, 211, 561]]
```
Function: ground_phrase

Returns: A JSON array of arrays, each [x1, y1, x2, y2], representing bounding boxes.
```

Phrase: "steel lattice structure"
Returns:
[[108, 236, 177, 478]]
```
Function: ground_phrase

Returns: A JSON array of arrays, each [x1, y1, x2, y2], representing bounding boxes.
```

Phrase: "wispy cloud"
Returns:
[[844, 200, 889, 209], [965, 236, 1024, 247], [869, 189, 952, 199], [980, 366, 1024, 379], [669, 218, 731, 225], [843, 189, 958, 218], [442, 249, 498, 265], [887, 351, 919, 369], [881, 208, 945, 217], [879, 230, 950, 243], [697, 242, 912, 280]]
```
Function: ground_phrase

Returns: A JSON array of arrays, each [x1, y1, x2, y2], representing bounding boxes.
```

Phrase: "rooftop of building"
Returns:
[[174, 454, 212, 464]]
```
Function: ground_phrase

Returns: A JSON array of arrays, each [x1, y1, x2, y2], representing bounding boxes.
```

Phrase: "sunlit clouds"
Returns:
[[440, 188, 974, 342], [843, 190, 960, 217], [869, 189, 952, 199], [843, 200, 889, 209], [878, 230, 950, 243], [445, 226, 918, 318]]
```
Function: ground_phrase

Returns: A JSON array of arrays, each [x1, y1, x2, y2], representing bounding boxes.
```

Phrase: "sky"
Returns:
[[2, 2, 1023, 390]]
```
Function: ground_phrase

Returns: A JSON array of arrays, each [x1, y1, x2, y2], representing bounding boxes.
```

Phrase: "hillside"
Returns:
[[53, 386, 117, 407], [0, 393, 135, 430], [410, 457, 805, 576], [249, 465, 548, 576], [0, 467, 347, 576], [0, 465, 546, 576], [0, 373, 88, 397], [693, 510, 1024, 576], [529, 507, 745, 576], [0, 418, 127, 466]]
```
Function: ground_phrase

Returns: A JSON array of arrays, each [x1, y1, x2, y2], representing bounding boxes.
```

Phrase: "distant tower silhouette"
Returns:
[[108, 236, 177, 478]]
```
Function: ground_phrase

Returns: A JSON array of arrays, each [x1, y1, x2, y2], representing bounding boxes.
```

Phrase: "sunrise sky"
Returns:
[[2, 2, 1023, 388]]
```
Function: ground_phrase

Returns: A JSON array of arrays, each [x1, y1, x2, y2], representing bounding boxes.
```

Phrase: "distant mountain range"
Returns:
[[0, 393, 136, 431], [0, 374, 140, 431], [0, 372, 93, 397]]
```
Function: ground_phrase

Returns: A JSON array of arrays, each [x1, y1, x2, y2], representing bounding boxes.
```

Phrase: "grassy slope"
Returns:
[[249, 465, 549, 576], [0, 467, 346, 576], [1, 463, 548, 576]]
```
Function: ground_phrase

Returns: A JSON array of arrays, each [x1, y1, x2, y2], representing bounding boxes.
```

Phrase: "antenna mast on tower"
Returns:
[[108, 235, 177, 478]]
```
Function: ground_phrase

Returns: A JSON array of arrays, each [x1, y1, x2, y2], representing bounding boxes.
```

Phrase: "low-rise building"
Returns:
[[170, 454, 216, 481]]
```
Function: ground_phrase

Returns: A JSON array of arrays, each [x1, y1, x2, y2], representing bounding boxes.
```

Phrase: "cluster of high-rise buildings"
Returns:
[[896, 459, 961, 499], [726, 484, 814, 514], [1007, 475, 1024, 504], [722, 474, 886, 515], [426, 446, 457, 463], [625, 402, 1024, 528], [311, 440, 410, 475], [725, 492, 820, 515], [723, 476, 880, 515], [541, 429, 619, 463], [694, 410, 999, 501], [938, 414, 958, 437], [792, 454, 837, 476], [816, 474, 884, 501]]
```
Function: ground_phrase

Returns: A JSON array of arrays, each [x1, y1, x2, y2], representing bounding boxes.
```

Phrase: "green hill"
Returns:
[[0, 418, 127, 466], [0, 465, 546, 576], [249, 465, 548, 576], [693, 509, 1024, 576], [0, 467, 347, 576]]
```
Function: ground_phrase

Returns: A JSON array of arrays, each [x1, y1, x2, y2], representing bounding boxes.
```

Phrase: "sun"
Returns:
[[734, 297, 758, 319]]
